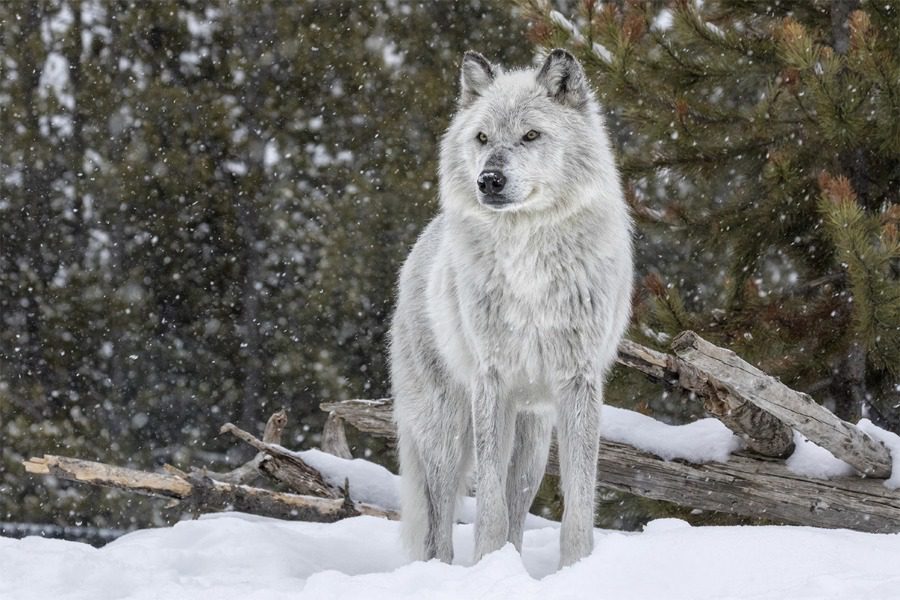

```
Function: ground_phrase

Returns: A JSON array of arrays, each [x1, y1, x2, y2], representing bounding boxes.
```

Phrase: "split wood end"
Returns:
[[23, 456, 51, 474]]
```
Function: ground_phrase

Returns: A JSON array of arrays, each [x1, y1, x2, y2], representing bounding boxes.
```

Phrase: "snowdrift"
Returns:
[[4, 512, 900, 599]]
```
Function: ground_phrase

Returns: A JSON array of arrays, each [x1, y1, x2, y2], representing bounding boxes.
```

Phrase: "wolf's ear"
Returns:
[[459, 51, 495, 108], [536, 49, 590, 110]]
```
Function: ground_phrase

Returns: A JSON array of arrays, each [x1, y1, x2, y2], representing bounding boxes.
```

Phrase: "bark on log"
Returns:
[[671, 331, 892, 477], [22, 454, 396, 521], [322, 413, 354, 459], [207, 409, 288, 485], [320, 400, 394, 439], [618, 338, 794, 457], [219, 422, 341, 498], [321, 398, 900, 533]]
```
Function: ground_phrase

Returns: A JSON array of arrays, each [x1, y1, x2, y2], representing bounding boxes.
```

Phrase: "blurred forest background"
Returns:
[[1, 0, 897, 541]]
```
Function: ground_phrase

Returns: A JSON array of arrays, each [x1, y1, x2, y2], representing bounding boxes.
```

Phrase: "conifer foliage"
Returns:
[[518, 1, 899, 427]]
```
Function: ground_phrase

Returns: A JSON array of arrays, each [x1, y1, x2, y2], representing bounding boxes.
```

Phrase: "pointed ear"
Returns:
[[536, 49, 590, 110], [459, 51, 495, 107]]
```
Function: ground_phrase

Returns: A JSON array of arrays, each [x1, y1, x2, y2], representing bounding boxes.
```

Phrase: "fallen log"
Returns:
[[218, 421, 341, 498], [671, 331, 892, 477], [618, 338, 794, 458], [22, 454, 397, 521], [205, 409, 288, 485], [321, 397, 900, 533], [322, 413, 354, 459]]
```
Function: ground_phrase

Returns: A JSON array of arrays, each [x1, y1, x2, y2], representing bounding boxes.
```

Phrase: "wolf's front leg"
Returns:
[[472, 370, 515, 561], [557, 374, 602, 568]]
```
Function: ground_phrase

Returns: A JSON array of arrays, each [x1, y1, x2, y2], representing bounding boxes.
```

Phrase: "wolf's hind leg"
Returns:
[[506, 411, 553, 551]]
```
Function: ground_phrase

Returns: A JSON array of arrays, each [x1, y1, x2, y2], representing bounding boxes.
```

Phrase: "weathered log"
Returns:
[[557, 442, 900, 533], [616, 339, 671, 381], [322, 413, 354, 459], [321, 399, 394, 439], [671, 331, 892, 477], [219, 421, 341, 498], [24, 454, 192, 497], [618, 338, 794, 457], [321, 397, 900, 533], [23, 454, 397, 521], [206, 409, 288, 485]]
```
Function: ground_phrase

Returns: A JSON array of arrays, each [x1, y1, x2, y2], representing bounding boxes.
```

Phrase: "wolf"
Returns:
[[390, 49, 633, 569]]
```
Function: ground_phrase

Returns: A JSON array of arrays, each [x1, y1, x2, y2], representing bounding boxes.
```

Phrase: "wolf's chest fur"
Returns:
[[428, 217, 608, 389]]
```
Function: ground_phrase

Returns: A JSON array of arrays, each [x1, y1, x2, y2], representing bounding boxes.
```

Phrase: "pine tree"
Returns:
[[519, 0, 900, 429], [0, 0, 529, 531]]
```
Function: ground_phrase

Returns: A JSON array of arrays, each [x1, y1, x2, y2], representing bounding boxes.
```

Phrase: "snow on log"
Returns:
[[618, 338, 794, 458], [321, 398, 900, 533], [671, 331, 892, 477]]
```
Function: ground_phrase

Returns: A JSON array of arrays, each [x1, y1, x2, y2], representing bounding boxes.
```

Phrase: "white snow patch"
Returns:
[[705, 20, 726, 38], [642, 517, 691, 534], [364, 36, 405, 69], [182, 9, 219, 39], [591, 42, 612, 64], [786, 431, 856, 479], [295, 449, 557, 531], [40, 52, 74, 110], [603, 405, 742, 463], [652, 8, 674, 31], [223, 160, 248, 176], [264, 140, 280, 168], [4, 514, 900, 599], [857, 419, 900, 489], [298, 449, 401, 510]]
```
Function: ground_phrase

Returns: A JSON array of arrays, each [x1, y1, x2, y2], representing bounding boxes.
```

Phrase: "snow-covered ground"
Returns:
[[4, 512, 900, 599], [5, 407, 900, 599]]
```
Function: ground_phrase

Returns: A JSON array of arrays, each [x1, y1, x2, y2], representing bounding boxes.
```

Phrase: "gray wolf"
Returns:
[[390, 49, 633, 568]]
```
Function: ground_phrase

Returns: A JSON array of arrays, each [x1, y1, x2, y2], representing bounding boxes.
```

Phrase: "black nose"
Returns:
[[477, 170, 506, 195]]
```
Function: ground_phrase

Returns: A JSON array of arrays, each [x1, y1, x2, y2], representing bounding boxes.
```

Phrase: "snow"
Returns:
[[784, 421, 900, 486], [4, 513, 900, 599], [296, 448, 558, 530], [603, 405, 742, 463], [298, 449, 401, 510], [786, 431, 856, 479], [4, 410, 899, 598], [858, 419, 900, 490], [652, 9, 674, 31]]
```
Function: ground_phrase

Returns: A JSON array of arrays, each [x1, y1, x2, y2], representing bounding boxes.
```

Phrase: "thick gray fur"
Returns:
[[390, 49, 634, 569]]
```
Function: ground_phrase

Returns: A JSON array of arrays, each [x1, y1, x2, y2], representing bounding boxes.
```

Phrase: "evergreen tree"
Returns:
[[519, 0, 900, 429], [0, 0, 528, 530]]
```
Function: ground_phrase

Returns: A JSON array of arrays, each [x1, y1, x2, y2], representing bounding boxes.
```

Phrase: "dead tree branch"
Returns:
[[218, 421, 341, 499], [205, 409, 288, 485]]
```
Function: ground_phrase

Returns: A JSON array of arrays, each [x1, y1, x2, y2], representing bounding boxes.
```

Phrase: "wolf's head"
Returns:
[[439, 49, 617, 219]]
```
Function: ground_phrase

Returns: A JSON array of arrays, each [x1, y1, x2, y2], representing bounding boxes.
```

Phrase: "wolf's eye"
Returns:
[[476, 132, 488, 144], [523, 130, 541, 142]]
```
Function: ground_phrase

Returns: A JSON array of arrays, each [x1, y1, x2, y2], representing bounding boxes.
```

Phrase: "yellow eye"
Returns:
[[477, 132, 488, 144], [523, 130, 540, 142]]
